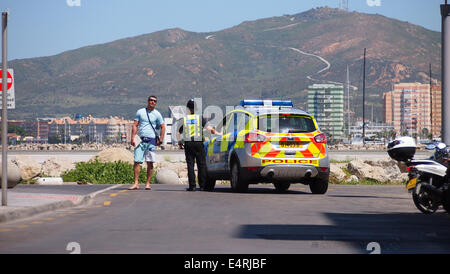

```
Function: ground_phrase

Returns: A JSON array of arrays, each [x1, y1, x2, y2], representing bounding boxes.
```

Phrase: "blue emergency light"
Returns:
[[240, 100, 293, 107]]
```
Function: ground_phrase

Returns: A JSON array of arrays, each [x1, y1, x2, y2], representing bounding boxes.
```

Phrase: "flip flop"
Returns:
[[145, 186, 152, 190], [128, 186, 139, 190]]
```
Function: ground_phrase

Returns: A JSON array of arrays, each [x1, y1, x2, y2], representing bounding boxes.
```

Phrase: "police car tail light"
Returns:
[[314, 133, 327, 144], [245, 132, 269, 143]]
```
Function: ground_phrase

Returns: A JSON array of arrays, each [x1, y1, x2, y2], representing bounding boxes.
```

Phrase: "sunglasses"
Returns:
[[148, 99, 157, 103]]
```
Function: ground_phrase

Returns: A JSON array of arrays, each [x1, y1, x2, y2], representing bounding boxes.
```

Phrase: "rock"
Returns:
[[156, 161, 188, 178], [155, 169, 182, 184], [330, 163, 347, 182], [35, 177, 64, 185], [0, 160, 22, 188], [41, 157, 76, 177], [347, 159, 406, 183], [90, 148, 134, 164], [12, 155, 41, 180], [345, 175, 359, 183]]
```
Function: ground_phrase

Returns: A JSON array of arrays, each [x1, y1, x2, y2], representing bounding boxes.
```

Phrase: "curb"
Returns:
[[0, 184, 121, 223]]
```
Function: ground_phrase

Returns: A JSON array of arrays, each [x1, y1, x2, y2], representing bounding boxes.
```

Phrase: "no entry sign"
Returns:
[[0, 68, 15, 109], [0, 69, 12, 91]]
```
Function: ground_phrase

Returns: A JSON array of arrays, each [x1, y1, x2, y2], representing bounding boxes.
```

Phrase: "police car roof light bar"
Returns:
[[240, 100, 293, 107]]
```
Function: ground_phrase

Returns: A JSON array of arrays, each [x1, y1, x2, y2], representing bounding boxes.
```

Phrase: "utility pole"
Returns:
[[362, 48, 366, 145], [346, 65, 351, 137], [1, 12, 8, 206], [442, 1, 450, 144], [429, 63, 433, 139]]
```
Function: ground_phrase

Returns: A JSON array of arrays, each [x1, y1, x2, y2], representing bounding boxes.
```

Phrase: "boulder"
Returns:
[[347, 159, 406, 183], [345, 175, 359, 183], [0, 160, 22, 188], [41, 157, 76, 177], [12, 155, 41, 180], [155, 169, 182, 184], [329, 163, 347, 183], [35, 177, 64, 185], [90, 148, 134, 164]]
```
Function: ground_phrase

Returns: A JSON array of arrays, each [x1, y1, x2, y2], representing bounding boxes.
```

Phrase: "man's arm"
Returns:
[[158, 123, 165, 146], [206, 125, 221, 136], [131, 120, 139, 146]]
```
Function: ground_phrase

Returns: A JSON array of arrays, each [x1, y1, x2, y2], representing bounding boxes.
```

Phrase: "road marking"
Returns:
[[110, 193, 118, 197], [104, 201, 111, 206], [31, 221, 43, 225], [0, 228, 12, 232], [16, 225, 29, 229], [45, 218, 55, 221], [119, 190, 127, 193]]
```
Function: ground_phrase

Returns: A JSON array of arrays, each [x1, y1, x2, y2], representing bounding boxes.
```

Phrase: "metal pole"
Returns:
[[442, 1, 450, 144], [2, 12, 8, 206], [362, 48, 366, 145], [429, 63, 433, 139]]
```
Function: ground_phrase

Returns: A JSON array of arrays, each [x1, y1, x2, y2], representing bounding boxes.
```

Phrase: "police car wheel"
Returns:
[[231, 161, 248, 193], [204, 178, 216, 191], [309, 178, 328, 194]]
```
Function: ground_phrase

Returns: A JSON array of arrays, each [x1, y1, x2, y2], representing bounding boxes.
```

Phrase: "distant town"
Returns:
[[4, 80, 443, 146]]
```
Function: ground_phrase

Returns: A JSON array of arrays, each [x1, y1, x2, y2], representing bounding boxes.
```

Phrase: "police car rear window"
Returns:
[[257, 114, 317, 133]]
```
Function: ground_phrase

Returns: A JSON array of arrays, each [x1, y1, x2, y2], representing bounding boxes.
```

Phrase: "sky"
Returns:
[[0, 0, 445, 61]]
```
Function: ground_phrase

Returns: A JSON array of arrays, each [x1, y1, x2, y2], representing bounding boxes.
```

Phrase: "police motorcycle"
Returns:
[[387, 137, 450, 214]]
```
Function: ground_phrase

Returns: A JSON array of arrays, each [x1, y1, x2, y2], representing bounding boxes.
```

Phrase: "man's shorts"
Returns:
[[134, 142, 157, 163]]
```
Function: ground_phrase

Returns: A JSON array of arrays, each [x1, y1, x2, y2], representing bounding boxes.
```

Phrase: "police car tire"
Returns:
[[204, 178, 216, 191], [309, 178, 328, 194], [231, 161, 248, 193]]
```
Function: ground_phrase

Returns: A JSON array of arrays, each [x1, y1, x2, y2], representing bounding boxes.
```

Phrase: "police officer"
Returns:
[[178, 99, 219, 191]]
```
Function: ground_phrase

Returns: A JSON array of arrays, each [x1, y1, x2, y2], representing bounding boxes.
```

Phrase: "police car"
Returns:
[[203, 100, 330, 193]]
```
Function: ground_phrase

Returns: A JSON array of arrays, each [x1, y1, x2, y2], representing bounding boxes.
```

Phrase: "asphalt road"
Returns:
[[0, 184, 449, 254]]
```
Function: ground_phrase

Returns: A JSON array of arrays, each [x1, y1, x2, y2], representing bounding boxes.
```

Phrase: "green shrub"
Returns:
[[62, 160, 156, 185]]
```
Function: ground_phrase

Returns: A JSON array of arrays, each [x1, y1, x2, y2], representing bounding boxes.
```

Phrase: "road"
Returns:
[[0, 184, 449, 254]]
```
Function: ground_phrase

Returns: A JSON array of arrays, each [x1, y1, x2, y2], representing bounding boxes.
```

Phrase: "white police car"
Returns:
[[203, 100, 330, 193]]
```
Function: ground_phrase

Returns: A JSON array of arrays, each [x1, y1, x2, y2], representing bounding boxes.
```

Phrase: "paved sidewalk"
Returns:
[[0, 184, 120, 223]]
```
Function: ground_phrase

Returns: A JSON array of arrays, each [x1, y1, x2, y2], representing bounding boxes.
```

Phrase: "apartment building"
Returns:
[[48, 115, 134, 143], [383, 83, 441, 137], [8, 118, 52, 142], [307, 84, 345, 140], [431, 85, 442, 138]]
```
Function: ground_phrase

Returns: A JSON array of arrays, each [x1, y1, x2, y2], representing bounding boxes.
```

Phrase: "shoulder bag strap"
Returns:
[[145, 109, 159, 139]]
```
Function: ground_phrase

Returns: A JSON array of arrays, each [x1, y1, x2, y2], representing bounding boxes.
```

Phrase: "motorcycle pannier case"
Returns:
[[387, 137, 416, 162]]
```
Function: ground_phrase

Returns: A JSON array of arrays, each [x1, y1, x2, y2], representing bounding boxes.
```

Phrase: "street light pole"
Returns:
[[442, 1, 450, 144], [362, 48, 366, 145], [1, 12, 8, 206]]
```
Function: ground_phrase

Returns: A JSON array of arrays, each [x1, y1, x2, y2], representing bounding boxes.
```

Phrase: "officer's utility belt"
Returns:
[[141, 137, 157, 145]]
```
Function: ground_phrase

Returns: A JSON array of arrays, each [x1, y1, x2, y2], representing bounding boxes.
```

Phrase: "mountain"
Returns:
[[7, 7, 441, 121]]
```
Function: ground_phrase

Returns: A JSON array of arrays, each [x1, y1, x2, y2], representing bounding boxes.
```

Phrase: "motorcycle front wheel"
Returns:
[[412, 182, 439, 214]]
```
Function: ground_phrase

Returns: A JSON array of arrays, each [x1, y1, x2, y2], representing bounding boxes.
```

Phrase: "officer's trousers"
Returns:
[[184, 141, 207, 189]]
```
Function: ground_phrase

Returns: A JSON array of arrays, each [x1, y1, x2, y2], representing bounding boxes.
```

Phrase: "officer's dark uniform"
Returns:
[[179, 110, 208, 191]]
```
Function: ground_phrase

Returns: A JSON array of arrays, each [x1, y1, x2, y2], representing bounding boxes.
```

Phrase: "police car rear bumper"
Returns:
[[261, 165, 318, 179], [240, 165, 329, 183]]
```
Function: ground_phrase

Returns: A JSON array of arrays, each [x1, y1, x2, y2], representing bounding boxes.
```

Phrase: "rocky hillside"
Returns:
[[8, 7, 441, 120]]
